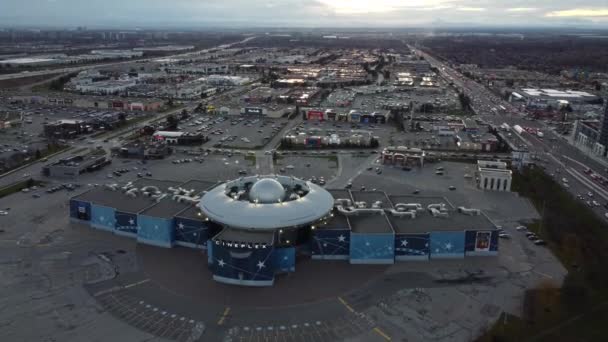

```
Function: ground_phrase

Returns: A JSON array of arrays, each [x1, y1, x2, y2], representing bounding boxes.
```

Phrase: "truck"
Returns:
[[513, 125, 524, 134], [500, 123, 510, 131]]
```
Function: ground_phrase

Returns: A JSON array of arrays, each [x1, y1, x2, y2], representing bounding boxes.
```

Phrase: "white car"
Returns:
[[516, 226, 527, 231], [0, 210, 8, 216]]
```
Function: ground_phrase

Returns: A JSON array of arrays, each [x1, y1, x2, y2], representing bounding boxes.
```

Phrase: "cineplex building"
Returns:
[[70, 175, 499, 287]]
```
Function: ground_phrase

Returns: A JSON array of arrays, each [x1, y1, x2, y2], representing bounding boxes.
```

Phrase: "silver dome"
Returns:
[[249, 178, 286, 204]]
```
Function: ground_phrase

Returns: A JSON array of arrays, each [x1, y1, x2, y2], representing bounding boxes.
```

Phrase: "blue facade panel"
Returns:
[[395, 234, 430, 261], [207, 240, 214, 265], [137, 215, 173, 248], [115, 211, 138, 237], [311, 229, 350, 260], [274, 247, 296, 273], [174, 218, 208, 249], [69, 199, 91, 222], [430, 231, 465, 259], [349, 233, 395, 264], [90, 204, 116, 231], [465, 230, 499, 256], [210, 242, 275, 286]]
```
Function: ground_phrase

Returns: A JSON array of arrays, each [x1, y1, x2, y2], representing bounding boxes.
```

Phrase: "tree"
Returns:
[[166, 114, 179, 131]]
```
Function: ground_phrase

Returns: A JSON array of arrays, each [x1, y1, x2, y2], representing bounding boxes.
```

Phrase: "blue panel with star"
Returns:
[[210, 242, 275, 286], [273, 247, 295, 273], [349, 233, 395, 264], [394, 234, 430, 260], [429, 231, 465, 259], [90, 204, 116, 231], [173, 218, 208, 249], [69, 199, 91, 222], [137, 215, 174, 248], [310, 229, 350, 259], [115, 211, 138, 237]]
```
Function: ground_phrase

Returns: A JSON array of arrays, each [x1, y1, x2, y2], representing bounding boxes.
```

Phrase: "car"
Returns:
[[402, 167, 411, 171], [412, 189, 420, 194], [533, 239, 547, 246], [0, 210, 8, 216], [588, 192, 594, 197], [593, 200, 600, 207], [238, 170, 247, 175], [367, 167, 373, 171], [32, 194, 41, 198], [516, 226, 527, 231], [360, 185, 366, 191], [527, 234, 538, 241], [448, 186, 456, 191], [498, 233, 511, 239], [345, 182, 353, 189]]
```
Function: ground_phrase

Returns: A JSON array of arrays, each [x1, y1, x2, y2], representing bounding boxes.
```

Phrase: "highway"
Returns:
[[411, 45, 608, 220]]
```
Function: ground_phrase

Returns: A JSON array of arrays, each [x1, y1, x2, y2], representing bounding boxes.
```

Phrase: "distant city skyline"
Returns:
[[1, 0, 608, 28]]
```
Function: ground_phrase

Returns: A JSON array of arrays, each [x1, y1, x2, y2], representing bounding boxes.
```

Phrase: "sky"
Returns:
[[1, 0, 608, 28]]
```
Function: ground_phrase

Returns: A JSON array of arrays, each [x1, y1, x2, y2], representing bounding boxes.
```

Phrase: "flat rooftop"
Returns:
[[319, 208, 350, 230], [350, 191, 393, 209], [131, 178, 183, 192], [213, 228, 275, 245], [388, 195, 494, 234], [175, 205, 205, 221], [348, 213, 394, 234], [178, 180, 217, 195], [140, 198, 190, 219], [328, 189, 353, 201], [73, 187, 155, 214]]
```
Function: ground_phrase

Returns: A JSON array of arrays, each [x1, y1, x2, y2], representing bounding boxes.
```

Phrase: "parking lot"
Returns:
[[179, 114, 290, 149], [274, 155, 338, 182]]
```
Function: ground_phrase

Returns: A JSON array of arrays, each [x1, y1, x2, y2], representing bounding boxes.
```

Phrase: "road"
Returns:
[[412, 45, 608, 220]]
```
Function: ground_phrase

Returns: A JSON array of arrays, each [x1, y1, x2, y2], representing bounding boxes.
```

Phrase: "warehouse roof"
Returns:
[[348, 213, 394, 234], [131, 178, 183, 192], [72, 187, 155, 214], [175, 205, 206, 221], [388, 195, 493, 233], [350, 191, 393, 209], [140, 198, 190, 219], [178, 180, 217, 195]]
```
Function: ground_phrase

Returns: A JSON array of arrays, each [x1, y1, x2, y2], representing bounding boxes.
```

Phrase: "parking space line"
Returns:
[[217, 306, 231, 325], [337, 297, 355, 313], [124, 278, 150, 289], [373, 327, 392, 341]]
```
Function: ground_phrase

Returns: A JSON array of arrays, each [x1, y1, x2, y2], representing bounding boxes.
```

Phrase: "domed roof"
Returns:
[[249, 178, 286, 204]]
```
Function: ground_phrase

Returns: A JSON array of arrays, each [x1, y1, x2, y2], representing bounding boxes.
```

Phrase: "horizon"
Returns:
[[1, 0, 608, 29]]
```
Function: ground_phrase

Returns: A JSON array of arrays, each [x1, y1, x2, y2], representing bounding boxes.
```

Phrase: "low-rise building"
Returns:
[[477, 160, 512, 191]]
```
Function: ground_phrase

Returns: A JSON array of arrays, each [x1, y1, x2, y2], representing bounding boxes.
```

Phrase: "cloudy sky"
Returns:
[[1, 0, 608, 28]]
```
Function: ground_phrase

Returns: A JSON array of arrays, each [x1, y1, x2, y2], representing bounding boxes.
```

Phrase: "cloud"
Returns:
[[546, 8, 608, 17], [457, 7, 486, 12], [506, 8, 538, 13]]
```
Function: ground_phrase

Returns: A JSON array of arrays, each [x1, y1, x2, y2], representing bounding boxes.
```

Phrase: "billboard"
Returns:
[[243, 107, 263, 115], [307, 110, 324, 120], [69, 199, 91, 221], [465, 230, 499, 256]]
